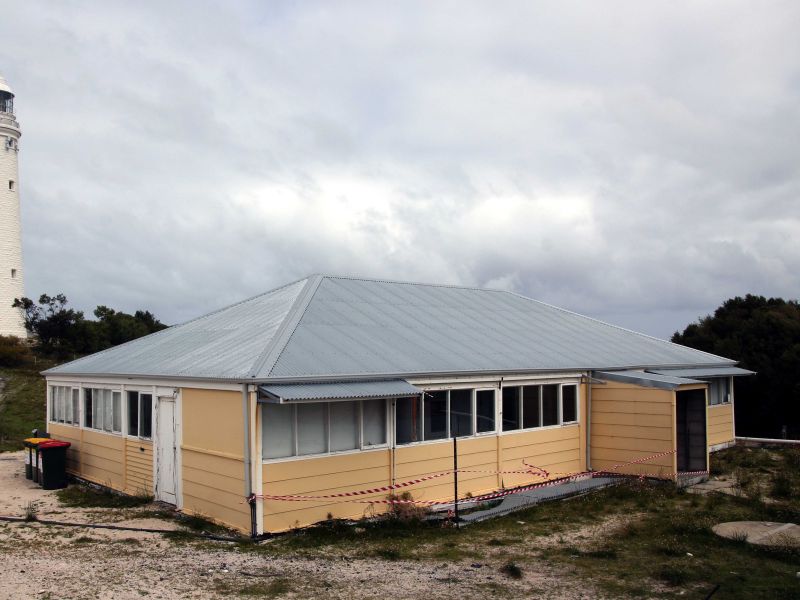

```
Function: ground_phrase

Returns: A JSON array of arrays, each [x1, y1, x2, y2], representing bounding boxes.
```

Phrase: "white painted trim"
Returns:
[[175, 388, 183, 509], [44, 374, 241, 392], [261, 443, 390, 465]]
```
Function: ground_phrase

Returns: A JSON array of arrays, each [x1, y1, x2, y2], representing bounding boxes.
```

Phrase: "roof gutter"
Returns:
[[41, 361, 741, 385]]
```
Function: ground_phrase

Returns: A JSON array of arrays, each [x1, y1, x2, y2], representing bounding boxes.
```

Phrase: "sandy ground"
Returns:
[[0, 452, 607, 600]]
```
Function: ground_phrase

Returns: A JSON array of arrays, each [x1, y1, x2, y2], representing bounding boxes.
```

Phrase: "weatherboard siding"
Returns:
[[590, 382, 676, 476], [262, 449, 392, 533], [180, 388, 250, 532], [46, 423, 82, 474], [708, 403, 734, 447], [124, 439, 153, 495]]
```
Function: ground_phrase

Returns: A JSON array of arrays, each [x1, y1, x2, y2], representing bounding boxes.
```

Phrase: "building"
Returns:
[[0, 74, 26, 338], [44, 275, 751, 535]]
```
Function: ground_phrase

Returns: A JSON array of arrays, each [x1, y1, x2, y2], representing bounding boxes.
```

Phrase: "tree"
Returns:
[[672, 295, 800, 439], [12, 294, 168, 359]]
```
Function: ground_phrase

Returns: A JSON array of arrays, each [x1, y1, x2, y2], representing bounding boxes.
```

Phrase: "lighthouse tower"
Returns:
[[0, 74, 26, 337]]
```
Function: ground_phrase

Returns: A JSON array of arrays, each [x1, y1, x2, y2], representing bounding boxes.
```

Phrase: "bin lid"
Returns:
[[38, 440, 71, 449], [24, 437, 53, 446]]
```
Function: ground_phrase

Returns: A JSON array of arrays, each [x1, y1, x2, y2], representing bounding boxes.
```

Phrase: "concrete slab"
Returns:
[[713, 521, 800, 547], [687, 478, 737, 496]]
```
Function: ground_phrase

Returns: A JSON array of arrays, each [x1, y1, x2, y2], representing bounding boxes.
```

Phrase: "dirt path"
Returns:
[[0, 453, 605, 599]]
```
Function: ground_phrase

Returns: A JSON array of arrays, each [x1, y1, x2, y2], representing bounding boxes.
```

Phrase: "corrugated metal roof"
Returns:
[[596, 370, 704, 390], [258, 379, 421, 403], [45, 278, 311, 378], [648, 366, 755, 378], [46, 274, 737, 381]]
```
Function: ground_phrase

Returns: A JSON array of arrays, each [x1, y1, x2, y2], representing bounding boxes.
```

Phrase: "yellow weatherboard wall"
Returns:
[[591, 381, 676, 477], [181, 388, 250, 533], [125, 439, 153, 495], [708, 403, 734, 447]]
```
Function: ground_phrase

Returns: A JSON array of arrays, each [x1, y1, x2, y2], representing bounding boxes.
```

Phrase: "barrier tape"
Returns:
[[249, 448, 704, 505]]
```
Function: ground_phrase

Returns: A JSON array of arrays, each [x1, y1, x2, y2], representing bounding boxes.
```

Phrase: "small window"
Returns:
[[330, 401, 359, 452], [263, 403, 295, 459], [297, 403, 327, 455], [449, 389, 473, 437], [561, 385, 578, 423], [362, 399, 387, 446], [502, 387, 521, 431], [84, 389, 93, 428], [128, 392, 139, 436], [140, 394, 153, 438], [8, 180, 14, 191], [476, 390, 495, 433], [10, 269, 16, 279]]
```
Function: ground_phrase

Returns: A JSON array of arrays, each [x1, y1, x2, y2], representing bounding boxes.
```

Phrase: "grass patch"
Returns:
[[0, 365, 51, 452], [56, 483, 152, 509]]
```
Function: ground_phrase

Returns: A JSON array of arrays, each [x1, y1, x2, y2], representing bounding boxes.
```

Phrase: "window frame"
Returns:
[[48, 385, 80, 427], [499, 381, 580, 435], [126, 390, 153, 440], [261, 398, 390, 463], [82, 387, 123, 435]]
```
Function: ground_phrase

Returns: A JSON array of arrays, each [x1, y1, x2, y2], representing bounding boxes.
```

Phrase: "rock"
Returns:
[[471, 563, 483, 568]]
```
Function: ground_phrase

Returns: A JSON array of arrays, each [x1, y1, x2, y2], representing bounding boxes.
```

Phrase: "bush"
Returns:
[[0, 335, 34, 368], [770, 473, 793, 499], [386, 491, 429, 522]]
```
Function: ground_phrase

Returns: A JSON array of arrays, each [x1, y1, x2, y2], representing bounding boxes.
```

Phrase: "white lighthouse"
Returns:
[[0, 74, 26, 337]]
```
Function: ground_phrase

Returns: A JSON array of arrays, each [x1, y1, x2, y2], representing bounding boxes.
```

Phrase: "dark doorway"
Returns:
[[676, 389, 707, 472]]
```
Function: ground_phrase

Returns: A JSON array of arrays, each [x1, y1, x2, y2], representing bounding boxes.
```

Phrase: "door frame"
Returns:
[[152, 387, 183, 507]]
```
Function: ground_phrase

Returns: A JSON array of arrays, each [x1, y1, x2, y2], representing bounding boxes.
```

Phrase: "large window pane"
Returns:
[[522, 385, 540, 429], [263, 403, 295, 459], [449, 389, 473, 437], [424, 391, 448, 440], [297, 403, 327, 455], [64, 388, 72, 423], [542, 384, 559, 426], [128, 392, 139, 436], [363, 399, 386, 446], [502, 387, 521, 431], [330, 401, 359, 452], [140, 394, 153, 438], [476, 390, 495, 433], [562, 385, 578, 423], [396, 397, 421, 444], [93, 392, 103, 431]]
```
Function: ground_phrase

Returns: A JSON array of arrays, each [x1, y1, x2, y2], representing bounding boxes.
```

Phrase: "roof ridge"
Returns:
[[248, 274, 325, 378], [317, 273, 512, 294], [42, 276, 310, 375], [504, 290, 735, 364]]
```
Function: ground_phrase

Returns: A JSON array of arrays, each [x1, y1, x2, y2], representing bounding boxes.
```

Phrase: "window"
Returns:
[[501, 383, 578, 432], [708, 378, 731, 406], [542, 385, 559, 426], [396, 396, 421, 444], [476, 390, 495, 433], [502, 387, 521, 431], [127, 392, 153, 438], [8, 180, 14, 191], [423, 391, 448, 441], [522, 385, 540, 429], [262, 399, 388, 460], [449, 389, 473, 437], [84, 388, 122, 433], [49, 386, 79, 425], [561, 385, 578, 423], [11, 269, 16, 279]]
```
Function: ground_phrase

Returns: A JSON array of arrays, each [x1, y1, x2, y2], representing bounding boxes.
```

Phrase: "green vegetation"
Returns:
[[13, 294, 167, 359], [0, 363, 48, 452], [209, 447, 800, 599], [672, 294, 800, 439], [56, 483, 153, 509]]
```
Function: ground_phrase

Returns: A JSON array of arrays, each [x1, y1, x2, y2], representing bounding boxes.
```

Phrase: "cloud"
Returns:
[[2, 0, 799, 340]]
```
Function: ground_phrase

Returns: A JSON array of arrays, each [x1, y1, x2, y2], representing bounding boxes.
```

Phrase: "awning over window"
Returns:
[[648, 366, 755, 378], [595, 370, 704, 390], [258, 379, 422, 404]]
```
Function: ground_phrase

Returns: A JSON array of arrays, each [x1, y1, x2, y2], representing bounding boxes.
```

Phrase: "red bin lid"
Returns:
[[38, 440, 71, 449]]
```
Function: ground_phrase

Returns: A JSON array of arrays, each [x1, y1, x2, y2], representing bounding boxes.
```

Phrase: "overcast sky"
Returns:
[[2, 1, 799, 339]]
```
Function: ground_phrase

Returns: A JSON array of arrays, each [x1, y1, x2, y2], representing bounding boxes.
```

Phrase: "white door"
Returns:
[[155, 397, 178, 504]]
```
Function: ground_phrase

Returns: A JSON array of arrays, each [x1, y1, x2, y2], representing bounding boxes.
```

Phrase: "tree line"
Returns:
[[672, 294, 800, 439], [0, 294, 167, 366]]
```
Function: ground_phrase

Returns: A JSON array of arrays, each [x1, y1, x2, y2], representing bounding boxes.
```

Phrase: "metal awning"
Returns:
[[595, 370, 704, 390], [648, 366, 755, 378], [258, 379, 422, 404]]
